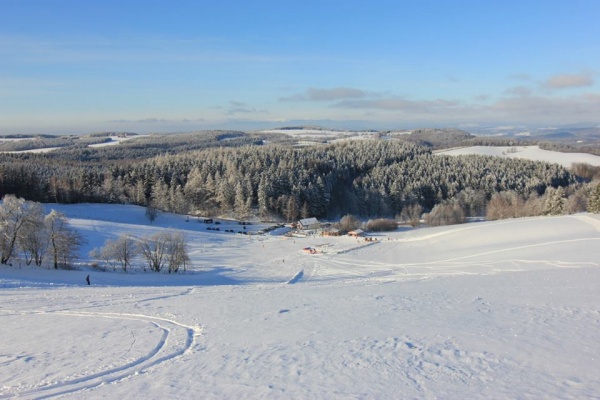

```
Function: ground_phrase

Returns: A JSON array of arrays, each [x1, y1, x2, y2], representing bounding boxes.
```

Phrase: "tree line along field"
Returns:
[[1, 135, 599, 224]]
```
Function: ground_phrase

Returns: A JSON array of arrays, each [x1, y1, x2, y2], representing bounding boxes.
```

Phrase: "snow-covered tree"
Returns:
[[543, 187, 566, 216], [17, 202, 48, 266], [45, 210, 83, 269], [140, 231, 189, 273], [93, 235, 139, 272], [0, 196, 42, 265], [339, 214, 360, 233], [588, 184, 600, 213]]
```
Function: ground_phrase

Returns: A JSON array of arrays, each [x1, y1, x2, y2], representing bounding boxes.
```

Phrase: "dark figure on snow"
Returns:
[[86, 275, 90, 285]]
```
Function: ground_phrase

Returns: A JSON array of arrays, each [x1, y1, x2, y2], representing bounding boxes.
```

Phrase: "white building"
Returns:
[[298, 217, 320, 230]]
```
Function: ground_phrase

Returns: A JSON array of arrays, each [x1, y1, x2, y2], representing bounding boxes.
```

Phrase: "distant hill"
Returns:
[[384, 128, 474, 149]]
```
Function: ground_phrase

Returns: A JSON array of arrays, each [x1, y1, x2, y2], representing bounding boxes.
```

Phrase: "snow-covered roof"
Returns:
[[298, 217, 319, 226], [348, 229, 365, 236]]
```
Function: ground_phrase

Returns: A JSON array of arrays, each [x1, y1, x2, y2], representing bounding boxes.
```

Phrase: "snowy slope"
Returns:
[[1, 204, 600, 399], [437, 145, 600, 167]]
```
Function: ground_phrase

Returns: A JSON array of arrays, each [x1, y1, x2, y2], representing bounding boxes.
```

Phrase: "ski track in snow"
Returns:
[[0, 309, 201, 399], [2, 206, 600, 398], [320, 224, 600, 279]]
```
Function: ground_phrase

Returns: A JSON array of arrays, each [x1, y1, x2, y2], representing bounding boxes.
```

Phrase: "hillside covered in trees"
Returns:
[[0, 137, 577, 221]]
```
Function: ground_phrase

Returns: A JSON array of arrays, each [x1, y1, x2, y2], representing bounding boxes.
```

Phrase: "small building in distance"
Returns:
[[348, 229, 365, 237], [298, 217, 320, 230], [322, 227, 341, 237]]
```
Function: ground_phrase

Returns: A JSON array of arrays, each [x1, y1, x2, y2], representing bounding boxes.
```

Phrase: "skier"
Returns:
[[86, 274, 90, 285]]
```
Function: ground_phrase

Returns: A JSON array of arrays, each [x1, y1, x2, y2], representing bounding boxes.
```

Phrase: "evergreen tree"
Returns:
[[543, 187, 566, 216], [588, 184, 600, 213]]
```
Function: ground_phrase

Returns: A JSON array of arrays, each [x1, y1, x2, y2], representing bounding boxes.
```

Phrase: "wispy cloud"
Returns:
[[504, 86, 532, 96], [280, 87, 367, 102], [0, 34, 281, 65], [225, 101, 268, 116], [109, 118, 204, 124], [543, 72, 594, 89], [509, 73, 532, 81], [491, 93, 600, 121], [332, 98, 462, 113]]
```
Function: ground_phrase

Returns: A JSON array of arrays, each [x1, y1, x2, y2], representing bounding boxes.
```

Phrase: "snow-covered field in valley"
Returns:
[[1, 204, 600, 399], [438, 145, 600, 167]]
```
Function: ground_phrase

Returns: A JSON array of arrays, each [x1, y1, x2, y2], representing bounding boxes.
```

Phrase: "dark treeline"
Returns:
[[0, 139, 575, 221], [539, 142, 600, 157]]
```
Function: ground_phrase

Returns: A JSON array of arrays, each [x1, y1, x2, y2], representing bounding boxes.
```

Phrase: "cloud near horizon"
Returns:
[[225, 101, 268, 116], [109, 118, 204, 124], [332, 98, 463, 114], [504, 86, 532, 96], [280, 87, 367, 102], [543, 72, 594, 89], [491, 93, 600, 121]]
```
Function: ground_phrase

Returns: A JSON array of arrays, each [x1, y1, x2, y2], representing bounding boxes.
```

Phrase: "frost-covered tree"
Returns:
[[92, 235, 139, 272], [486, 191, 524, 220], [425, 202, 466, 226], [140, 232, 170, 272], [338, 214, 361, 233], [166, 231, 189, 273], [588, 184, 600, 213], [140, 231, 189, 273], [398, 204, 423, 227], [0, 196, 42, 264], [45, 210, 83, 269], [543, 187, 566, 216], [18, 202, 48, 266]]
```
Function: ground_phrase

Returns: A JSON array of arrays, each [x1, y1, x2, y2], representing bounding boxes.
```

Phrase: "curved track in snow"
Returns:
[[0, 310, 201, 399]]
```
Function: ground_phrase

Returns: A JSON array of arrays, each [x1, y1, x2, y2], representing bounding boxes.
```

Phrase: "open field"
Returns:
[[438, 145, 600, 167], [1, 205, 600, 398]]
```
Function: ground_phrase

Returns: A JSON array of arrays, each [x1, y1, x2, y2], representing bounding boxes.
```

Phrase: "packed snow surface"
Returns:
[[1, 204, 600, 399], [438, 145, 600, 167]]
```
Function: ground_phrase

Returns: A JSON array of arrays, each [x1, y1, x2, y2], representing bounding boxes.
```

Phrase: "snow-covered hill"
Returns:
[[1, 204, 599, 398], [438, 145, 600, 167]]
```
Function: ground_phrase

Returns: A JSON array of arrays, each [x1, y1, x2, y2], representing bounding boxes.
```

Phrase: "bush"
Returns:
[[365, 218, 398, 232], [398, 204, 422, 227], [425, 203, 466, 226], [338, 214, 361, 233], [486, 191, 524, 220]]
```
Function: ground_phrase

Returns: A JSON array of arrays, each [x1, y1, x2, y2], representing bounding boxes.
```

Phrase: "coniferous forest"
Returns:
[[0, 133, 579, 222]]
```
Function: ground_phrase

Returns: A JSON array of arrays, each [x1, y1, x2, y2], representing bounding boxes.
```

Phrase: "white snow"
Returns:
[[87, 135, 147, 148], [1, 204, 600, 398], [261, 128, 376, 142], [437, 145, 600, 168]]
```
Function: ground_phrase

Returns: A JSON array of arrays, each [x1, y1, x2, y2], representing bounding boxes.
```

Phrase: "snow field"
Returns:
[[1, 204, 600, 398], [437, 145, 600, 167]]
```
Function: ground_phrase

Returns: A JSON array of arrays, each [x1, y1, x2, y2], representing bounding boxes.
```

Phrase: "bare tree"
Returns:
[[139, 231, 171, 272], [145, 204, 159, 224], [398, 204, 422, 227], [566, 186, 588, 214], [0, 196, 42, 265], [139, 231, 190, 273], [18, 202, 48, 266], [45, 210, 83, 269], [338, 214, 360, 233], [425, 202, 466, 227], [166, 231, 189, 273], [94, 235, 139, 272], [486, 191, 524, 220]]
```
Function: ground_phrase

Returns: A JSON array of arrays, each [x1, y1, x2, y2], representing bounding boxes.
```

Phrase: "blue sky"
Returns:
[[1, 0, 599, 134]]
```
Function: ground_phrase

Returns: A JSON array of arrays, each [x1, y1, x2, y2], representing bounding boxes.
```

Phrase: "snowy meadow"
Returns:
[[1, 204, 600, 399]]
